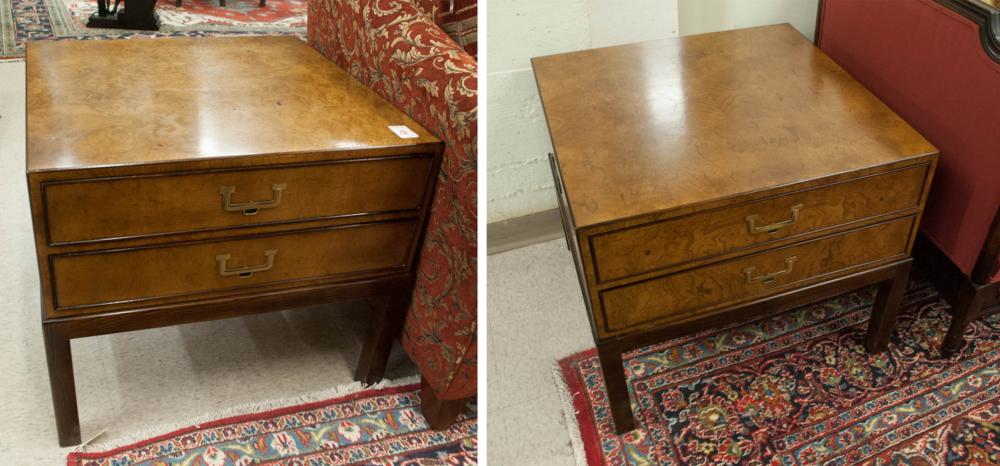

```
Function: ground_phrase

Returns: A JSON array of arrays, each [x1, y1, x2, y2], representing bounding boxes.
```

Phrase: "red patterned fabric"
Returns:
[[818, 0, 1000, 284], [438, 0, 478, 58], [410, 0, 478, 58], [308, 0, 477, 400]]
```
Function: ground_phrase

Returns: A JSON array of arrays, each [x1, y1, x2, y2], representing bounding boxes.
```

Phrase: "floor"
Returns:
[[0, 60, 416, 463], [487, 238, 593, 465]]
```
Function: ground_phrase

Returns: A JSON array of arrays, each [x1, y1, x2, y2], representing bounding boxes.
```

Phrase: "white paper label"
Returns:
[[388, 125, 419, 139]]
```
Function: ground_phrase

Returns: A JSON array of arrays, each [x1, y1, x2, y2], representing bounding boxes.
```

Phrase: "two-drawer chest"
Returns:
[[533, 25, 939, 433], [26, 37, 443, 446]]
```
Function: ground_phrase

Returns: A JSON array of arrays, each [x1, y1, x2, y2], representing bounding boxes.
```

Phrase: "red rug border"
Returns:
[[559, 348, 605, 466], [65, 382, 421, 465]]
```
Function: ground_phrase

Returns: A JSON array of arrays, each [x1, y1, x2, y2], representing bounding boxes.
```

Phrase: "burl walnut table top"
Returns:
[[26, 36, 440, 172], [532, 24, 937, 228]]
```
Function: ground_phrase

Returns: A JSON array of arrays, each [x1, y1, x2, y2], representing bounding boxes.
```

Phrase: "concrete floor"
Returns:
[[0, 60, 416, 463], [487, 239, 593, 465]]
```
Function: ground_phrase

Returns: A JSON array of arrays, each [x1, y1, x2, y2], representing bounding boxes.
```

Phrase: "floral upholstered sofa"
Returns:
[[307, 0, 477, 428]]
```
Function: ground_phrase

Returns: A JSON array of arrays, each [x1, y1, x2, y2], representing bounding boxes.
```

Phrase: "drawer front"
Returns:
[[44, 156, 433, 245], [50, 220, 416, 310], [590, 165, 927, 283], [597, 216, 914, 336]]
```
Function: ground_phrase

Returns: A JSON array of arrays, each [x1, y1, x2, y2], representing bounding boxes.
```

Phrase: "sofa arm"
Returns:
[[308, 0, 478, 400], [308, 0, 477, 161]]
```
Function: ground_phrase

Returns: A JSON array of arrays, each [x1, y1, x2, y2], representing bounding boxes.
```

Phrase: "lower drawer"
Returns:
[[597, 216, 914, 336], [50, 220, 416, 311]]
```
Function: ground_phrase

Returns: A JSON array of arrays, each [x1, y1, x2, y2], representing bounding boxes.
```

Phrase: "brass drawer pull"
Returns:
[[744, 256, 797, 284], [219, 183, 287, 216], [746, 204, 803, 234], [216, 249, 277, 278]]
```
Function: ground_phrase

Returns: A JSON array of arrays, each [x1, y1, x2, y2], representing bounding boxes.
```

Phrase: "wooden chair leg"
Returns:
[[942, 280, 987, 357], [43, 324, 81, 447], [420, 378, 468, 430], [865, 259, 911, 353], [598, 341, 635, 434], [355, 290, 409, 386], [259, 0, 265, 7]]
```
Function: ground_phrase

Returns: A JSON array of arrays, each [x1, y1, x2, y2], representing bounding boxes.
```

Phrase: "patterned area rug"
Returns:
[[1, 0, 304, 59], [557, 278, 1000, 465], [67, 377, 478, 465]]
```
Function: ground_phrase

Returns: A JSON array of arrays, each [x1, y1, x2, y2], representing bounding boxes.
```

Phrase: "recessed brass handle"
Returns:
[[219, 183, 287, 216], [744, 256, 797, 285], [216, 249, 277, 278], [746, 204, 803, 235]]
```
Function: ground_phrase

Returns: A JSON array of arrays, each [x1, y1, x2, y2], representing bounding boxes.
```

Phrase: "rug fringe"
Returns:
[[551, 361, 589, 466], [72, 374, 422, 454]]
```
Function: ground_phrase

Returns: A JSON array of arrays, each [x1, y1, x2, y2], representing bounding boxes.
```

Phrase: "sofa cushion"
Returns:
[[412, 0, 477, 59], [438, 0, 477, 58]]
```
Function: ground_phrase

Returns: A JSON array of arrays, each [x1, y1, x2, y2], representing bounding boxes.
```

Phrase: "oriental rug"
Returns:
[[67, 377, 478, 466], [557, 278, 1000, 465], [1, 0, 304, 59]]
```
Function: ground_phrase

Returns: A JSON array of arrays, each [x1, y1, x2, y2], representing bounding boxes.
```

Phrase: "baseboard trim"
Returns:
[[487, 208, 565, 255]]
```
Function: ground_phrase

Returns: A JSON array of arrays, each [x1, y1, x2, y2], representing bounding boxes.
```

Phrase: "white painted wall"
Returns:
[[486, 0, 819, 223], [679, 0, 819, 41]]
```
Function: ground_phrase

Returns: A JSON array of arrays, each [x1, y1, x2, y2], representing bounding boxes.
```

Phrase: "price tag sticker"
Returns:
[[388, 125, 419, 139]]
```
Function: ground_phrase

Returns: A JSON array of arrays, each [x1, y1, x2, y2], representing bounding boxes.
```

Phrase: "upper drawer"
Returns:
[[42, 156, 434, 245], [50, 220, 416, 312], [589, 164, 927, 283]]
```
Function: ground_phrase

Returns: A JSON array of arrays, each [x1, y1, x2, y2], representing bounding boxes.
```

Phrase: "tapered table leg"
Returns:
[[598, 341, 635, 434], [355, 290, 410, 385], [43, 324, 81, 447], [865, 259, 912, 354], [941, 280, 987, 357]]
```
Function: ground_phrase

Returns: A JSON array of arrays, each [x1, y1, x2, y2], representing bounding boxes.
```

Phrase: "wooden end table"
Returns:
[[26, 36, 443, 446], [533, 24, 939, 434]]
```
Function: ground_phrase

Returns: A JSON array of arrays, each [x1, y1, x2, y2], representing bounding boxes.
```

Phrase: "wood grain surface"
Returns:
[[598, 216, 914, 336], [590, 164, 928, 283], [26, 36, 440, 172], [533, 24, 937, 228], [43, 155, 434, 245], [51, 220, 416, 311]]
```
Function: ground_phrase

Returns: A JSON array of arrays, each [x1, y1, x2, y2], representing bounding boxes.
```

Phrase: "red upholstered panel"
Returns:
[[819, 0, 1000, 284]]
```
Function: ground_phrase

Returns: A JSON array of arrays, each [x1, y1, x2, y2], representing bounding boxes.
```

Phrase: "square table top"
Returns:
[[26, 36, 440, 173], [532, 24, 937, 229]]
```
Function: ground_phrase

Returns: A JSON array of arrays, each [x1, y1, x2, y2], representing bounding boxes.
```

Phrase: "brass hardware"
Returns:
[[746, 204, 803, 234], [216, 249, 277, 278], [219, 183, 287, 216], [744, 256, 797, 284]]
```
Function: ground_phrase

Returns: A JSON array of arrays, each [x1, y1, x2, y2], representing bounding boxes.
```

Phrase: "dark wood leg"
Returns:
[[865, 259, 911, 353], [43, 324, 81, 447], [220, 0, 225, 6], [420, 378, 468, 430], [175, 0, 180, 6], [354, 290, 409, 385], [259, 0, 265, 6], [597, 341, 634, 434], [941, 280, 987, 357]]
